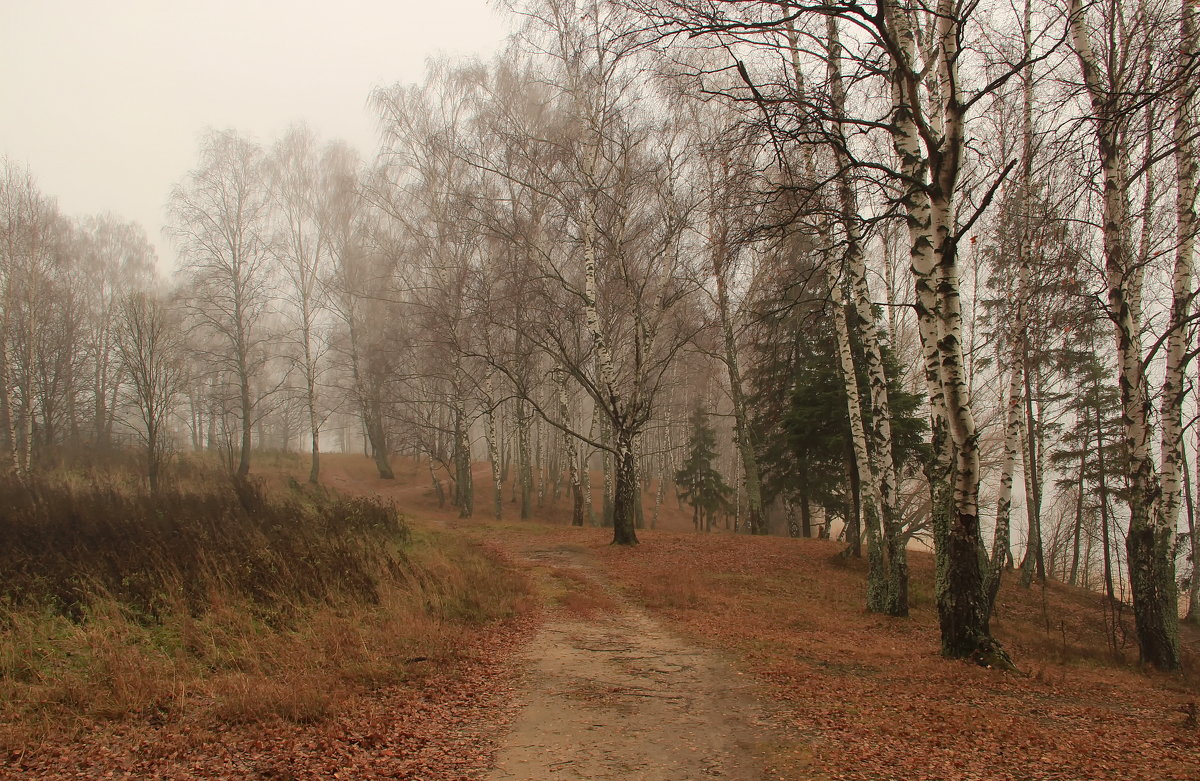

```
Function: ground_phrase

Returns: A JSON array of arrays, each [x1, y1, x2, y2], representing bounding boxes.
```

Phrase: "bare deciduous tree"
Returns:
[[115, 291, 185, 491], [170, 129, 275, 479]]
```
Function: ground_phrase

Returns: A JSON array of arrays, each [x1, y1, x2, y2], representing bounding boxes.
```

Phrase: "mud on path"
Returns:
[[488, 542, 805, 781]]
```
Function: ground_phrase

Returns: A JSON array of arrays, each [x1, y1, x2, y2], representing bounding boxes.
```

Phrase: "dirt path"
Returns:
[[488, 543, 801, 781]]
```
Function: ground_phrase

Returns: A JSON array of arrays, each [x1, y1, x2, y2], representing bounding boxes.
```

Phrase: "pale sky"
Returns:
[[0, 0, 511, 269]]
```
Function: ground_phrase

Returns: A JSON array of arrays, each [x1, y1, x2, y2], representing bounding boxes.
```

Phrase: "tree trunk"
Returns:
[[986, 344, 1023, 613], [485, 375, 503, 520], [1018, 354, 1044, 587], [556, 369, 585, 526], [1182, 443, 1196, 620], [308, 408, 320, 484], [1174, 0, 1200, 628], [366, 404, 393, 480], [828, 13, 907, 614], [611, 426, 639, 545], [601, 420, 614, 526], [880, 0, 1001, 661], [535, 414, 545, 508], [832, 274, 893, 614], [712, 231, 765, 535], [517, 400, 532, 519], [453, 393, 472, 519], [799, 459, 813, 540], [427, 450, 445, 507], [1068, 421, 1089, 586], [783, 495, 799, 538], [1070, 0, 1180, 670], [0, 330, 15, 470], [237, 364, 252, 478], [583, 403, 598, 525]]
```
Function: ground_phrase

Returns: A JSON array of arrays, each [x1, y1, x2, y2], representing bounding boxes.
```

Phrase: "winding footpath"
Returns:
[[487, 542, 800, 781]]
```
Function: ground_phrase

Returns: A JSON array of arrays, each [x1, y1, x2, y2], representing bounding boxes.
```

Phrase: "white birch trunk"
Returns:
[[1161, 0, 1198, 572], [986, 293, 1026, 610], [879, 0, 999, 660], [1070, 0, 1180, 669], [831, 270, 888, 611], [556, 368, 585, 526], [828, 13, 907, 614]]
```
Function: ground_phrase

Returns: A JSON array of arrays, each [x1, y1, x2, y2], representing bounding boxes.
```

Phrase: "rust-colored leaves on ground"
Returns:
[[4, 613, 539, 780], [586, 528, 1200, 781], [8, 453, 1200, 781]]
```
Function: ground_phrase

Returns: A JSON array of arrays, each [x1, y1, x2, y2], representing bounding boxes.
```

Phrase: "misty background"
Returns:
[[0, 0, 510, 268]]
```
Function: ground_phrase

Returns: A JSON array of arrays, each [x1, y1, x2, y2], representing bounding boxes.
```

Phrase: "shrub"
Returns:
[[0, 471, 408, 625]]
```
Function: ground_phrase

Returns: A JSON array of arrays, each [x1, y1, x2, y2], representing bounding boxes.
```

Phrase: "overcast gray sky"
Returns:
[[0, 0, 510, 269]]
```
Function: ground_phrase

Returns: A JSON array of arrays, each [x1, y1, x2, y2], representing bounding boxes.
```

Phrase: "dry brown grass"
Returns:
[[0, 463, 530, 749]]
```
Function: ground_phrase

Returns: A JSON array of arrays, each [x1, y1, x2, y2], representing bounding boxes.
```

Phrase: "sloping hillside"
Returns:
[[321, 452, 1200, 780]]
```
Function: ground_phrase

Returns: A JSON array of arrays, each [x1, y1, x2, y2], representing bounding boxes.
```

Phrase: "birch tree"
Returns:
[[1068, 0, 1195, 670], [269, 125, 333, 483], [469, 7, 701, 544], [115, 291, 185, 491], [169, 129, 275, 479]]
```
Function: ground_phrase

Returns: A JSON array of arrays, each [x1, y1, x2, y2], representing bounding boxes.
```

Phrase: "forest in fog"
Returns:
[[1, 0, 1197, 676]]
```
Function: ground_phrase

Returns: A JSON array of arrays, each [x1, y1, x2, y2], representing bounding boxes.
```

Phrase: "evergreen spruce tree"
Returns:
[[675, 407, 734, 532]]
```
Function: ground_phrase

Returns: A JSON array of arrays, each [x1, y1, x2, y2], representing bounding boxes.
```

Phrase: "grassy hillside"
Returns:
[[0, 460, 530, 758]]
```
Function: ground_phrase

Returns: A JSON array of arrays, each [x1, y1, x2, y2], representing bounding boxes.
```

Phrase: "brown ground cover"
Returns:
[[589, 529, 1200, 781], [9, 452, 1199, 780]]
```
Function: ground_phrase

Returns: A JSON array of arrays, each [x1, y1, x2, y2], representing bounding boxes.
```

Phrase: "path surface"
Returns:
[[488, 544, 794, 781]]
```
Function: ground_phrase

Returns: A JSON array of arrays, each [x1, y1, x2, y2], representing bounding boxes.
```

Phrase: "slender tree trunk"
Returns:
[[712, 230, 765, 535], [843, 448, 860, 554], [1017, 411, 1038, 587], [1174, 0, 1200, 626], [93, 324, 110, 447], [1095, 409, 1116, 602], [1185, 443, 1195, 628], [535, 414, 545, 508], [582, 404, 595, 525], [147, 415, 161, 494], [1071, 0, 1180, 669], [1018, 353, 1047, 585], [798, 464, 813, 539], [986, 352, 1023, 613], [366, 404, 393, 480], [1189, 422, 1200, 622], [517, 400, 532, 519], [653, 452, 665, 529], [0, 328, 16, 470], [832, 273, 891, 613], [556, 369, 585, 526], [347, 312, 392, 480], [427, 449, 445, 507], [305, 339, 320, 484], [1068, 417, 1090, 586], [453, 392, 472, 519], [828, 12, 907, 614], [601, 420, 614, 526], [485, 374, 503, 520], [237, 357, 252, 479]]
